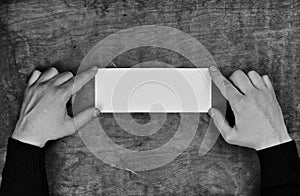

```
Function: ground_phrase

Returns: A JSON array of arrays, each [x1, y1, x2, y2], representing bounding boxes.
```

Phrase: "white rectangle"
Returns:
[[95, 68, 211, 113]]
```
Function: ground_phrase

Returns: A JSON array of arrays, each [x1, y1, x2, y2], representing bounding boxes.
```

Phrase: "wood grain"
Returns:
[[0, 0, 299, 195]]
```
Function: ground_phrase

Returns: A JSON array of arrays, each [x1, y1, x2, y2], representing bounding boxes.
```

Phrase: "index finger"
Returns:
[[209, 66, 242, 102], [63, 66, 98, 98]]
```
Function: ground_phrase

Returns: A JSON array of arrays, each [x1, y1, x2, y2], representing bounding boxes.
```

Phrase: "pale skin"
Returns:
[[208, 66, 291, 150], [12, 66, 100, 147], [12, 66, 292, 150]]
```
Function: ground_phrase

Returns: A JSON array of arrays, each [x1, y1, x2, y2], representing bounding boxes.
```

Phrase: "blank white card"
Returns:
[[95, 68, 211, 113]]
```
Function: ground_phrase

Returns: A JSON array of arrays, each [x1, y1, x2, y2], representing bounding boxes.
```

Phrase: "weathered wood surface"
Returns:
[[0, 0, 299, 195]]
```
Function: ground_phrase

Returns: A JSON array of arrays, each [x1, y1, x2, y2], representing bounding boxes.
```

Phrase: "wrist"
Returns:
[[5, 137, 46, 169], [12, 118, 47, 147], [12, 131, 46, 148], [255, 135, 292, 150]]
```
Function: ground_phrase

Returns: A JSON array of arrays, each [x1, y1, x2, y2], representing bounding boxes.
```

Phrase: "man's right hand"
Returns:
[[208, 66, 292, 150]]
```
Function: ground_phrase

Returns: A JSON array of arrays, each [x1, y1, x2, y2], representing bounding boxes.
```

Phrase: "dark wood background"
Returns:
[[0, 0, 299, 195]]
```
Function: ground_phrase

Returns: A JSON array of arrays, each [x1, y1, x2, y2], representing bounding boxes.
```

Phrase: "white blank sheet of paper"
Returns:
[[95, 68, 211, 113]]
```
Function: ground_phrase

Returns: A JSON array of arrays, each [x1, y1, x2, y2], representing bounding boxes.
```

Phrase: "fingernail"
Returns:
[[94, 108, 101, 117], [210, 66, 217, 71]]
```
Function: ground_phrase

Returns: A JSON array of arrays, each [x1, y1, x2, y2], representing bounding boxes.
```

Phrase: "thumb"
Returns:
[[209, 108, 233, 142], [70, 107, 100, 132]]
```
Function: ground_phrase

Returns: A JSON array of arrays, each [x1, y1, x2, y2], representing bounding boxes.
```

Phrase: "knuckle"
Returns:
[[49, 85, 59, 95], [60, 86, 72, 98], [228, 138, 237, 145], [251, 90, 263, 98], [224, 134, 233, 143], [214, 74, 222, 84], [240, 97, 249, 105], [45, 80, 56, 88], [233, 96, 245, 111], [36, 83, 55, 95], [225, 132, 237, 144], [58, 86, 69, 95], [213, 70, 222, 79], [29, 81, 60, 99], [28, 82, 39, 89], [222, 78, 232, 87], [55, 87, 65, 95], [248, 87, 259, 95], [30, 82, 41, 91], [38, 81, 50, 90]]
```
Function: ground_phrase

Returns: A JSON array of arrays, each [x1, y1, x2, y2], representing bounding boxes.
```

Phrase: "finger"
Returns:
[[28, 70, 41, 86], [209, 108, 235, 144], [209, 66, 242, 103], [209, 108, 233, 143], [68, 107, 100, 132], [63, 66, 98, 97], [38, 67, 59, 83], [248, 71, 266, 90], [229, 70, 254, 94], [52, 71, 74, 86], [262, 75, 274, 91]]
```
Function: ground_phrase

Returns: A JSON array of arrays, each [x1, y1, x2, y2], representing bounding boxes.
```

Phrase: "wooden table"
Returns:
[[0, 0, 299, 195]]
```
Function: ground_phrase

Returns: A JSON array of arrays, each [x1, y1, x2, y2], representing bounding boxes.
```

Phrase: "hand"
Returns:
[[208, 66, 292, 150], [12, 66, 100, 147]]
